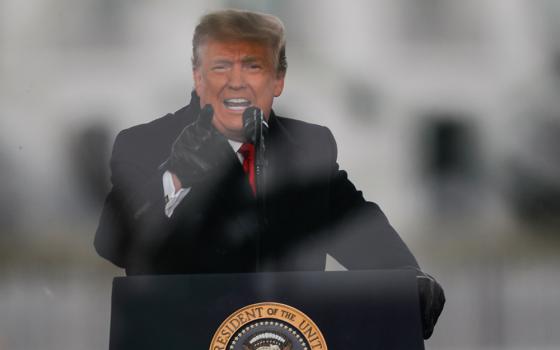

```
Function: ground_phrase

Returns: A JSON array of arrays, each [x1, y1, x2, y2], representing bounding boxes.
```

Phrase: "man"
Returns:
[[94, 9, 444, 338]]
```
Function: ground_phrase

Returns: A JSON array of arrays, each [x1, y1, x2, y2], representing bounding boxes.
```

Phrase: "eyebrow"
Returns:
[[241, 56, 260, 64], [211, 59, 232, 65], [209, 56, 264, 66]]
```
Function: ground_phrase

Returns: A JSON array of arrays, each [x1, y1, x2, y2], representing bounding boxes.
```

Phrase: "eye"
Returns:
[[212, 65, 226, 72], [211, 62, 230, 72], [246, 63, 262, 71]]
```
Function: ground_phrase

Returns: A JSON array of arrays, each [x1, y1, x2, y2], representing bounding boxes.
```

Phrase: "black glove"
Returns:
[[166, 104, 233, 187], [417, 274, 445, 339]]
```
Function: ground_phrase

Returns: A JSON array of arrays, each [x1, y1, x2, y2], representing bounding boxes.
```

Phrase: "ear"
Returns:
[[193, 68, 203, 96], [273, 73, 285, 97]]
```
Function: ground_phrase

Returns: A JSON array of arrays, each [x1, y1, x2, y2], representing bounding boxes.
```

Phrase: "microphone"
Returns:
[[242, 107, 268, 144], [242, 108, 268, 194]]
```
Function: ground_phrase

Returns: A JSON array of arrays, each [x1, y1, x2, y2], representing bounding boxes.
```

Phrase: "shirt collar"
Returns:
[[228, 139, 243, 152]]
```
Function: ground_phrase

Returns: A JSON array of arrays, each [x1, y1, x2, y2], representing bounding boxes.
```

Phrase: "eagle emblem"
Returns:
[[242, 331, 292, 350]]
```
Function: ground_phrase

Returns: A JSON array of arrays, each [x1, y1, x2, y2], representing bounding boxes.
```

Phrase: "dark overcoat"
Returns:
[[94, 93, 419, 275]]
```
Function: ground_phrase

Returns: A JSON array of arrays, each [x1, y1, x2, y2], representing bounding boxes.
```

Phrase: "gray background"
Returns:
[[1, 1, 560, 349]]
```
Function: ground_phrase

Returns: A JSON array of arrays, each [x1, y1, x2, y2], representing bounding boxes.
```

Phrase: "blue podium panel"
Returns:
[[110, 270, 424, 350]]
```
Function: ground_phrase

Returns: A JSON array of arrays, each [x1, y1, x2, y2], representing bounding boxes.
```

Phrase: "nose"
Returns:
[[227, 64, 246, 90]]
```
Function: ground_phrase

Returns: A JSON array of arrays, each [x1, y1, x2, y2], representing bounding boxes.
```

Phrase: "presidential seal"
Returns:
[[209, 302, 327, 350]]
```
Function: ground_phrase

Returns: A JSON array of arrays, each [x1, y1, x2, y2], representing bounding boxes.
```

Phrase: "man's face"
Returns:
[[193, 39, 285, 141]]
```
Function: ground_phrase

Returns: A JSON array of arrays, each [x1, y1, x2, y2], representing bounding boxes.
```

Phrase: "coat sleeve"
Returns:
[[94, 129, 169, 270], [322, 127, 420, 270]]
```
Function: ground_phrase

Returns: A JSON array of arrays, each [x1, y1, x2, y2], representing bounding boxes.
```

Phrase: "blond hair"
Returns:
[[192, 9, 287, 76]]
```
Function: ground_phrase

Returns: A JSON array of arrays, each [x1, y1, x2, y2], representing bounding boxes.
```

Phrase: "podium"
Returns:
[[109, 270, 424, 349]]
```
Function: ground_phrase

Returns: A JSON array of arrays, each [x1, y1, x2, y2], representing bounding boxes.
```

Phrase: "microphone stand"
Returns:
[[243, 107, 268, 272]]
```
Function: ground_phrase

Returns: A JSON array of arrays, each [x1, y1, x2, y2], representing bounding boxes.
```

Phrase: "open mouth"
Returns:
[[223, 98, 251, 111]]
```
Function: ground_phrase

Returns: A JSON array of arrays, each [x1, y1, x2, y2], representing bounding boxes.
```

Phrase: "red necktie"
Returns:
[[238, 143, 256, 195]]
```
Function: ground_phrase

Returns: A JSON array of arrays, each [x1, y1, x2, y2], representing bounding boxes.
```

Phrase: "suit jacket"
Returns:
[[95, 92, 419, 275]]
